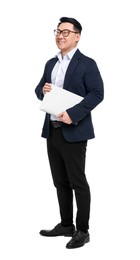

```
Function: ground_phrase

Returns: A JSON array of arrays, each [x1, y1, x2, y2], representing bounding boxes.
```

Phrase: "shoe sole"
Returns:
[[40, 232, 74, 237]]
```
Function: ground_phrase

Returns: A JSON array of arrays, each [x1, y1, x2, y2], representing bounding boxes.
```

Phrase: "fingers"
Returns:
[[43, 83, 52, 95], [57, 112, 63, 119], [57, 112, 72, 124]]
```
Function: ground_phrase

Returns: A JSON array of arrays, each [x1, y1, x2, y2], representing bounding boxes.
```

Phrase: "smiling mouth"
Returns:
[[57, 40, 65, 43]]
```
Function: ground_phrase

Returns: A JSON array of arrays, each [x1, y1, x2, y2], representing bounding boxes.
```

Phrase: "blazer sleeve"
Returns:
[[35, 64, 47, 101], [35, 58, 58, 100], [66, 59, 104, 124]]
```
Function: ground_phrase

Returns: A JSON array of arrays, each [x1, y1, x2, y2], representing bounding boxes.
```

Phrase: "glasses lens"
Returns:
[[54, 30, 59, 36], [62, 30, 69, 37], [54, 29, 70, 37]]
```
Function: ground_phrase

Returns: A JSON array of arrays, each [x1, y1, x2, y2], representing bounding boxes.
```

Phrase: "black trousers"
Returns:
[[47, 126, 91, 232]]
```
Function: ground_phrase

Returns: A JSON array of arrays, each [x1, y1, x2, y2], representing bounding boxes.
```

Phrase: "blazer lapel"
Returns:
[[46, 57, 58, 82], [63, 49, 81, 90]]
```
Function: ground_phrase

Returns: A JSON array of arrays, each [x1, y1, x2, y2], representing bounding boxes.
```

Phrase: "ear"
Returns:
[[75, 33, 81, 43]]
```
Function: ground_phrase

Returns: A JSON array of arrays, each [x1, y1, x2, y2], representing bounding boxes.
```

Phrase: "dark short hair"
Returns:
[[57, 17, 82, 34]]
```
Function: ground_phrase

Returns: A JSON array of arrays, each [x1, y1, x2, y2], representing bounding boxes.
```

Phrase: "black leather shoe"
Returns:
[[39, 223, 75, 237], [66, 230, 90, 249]]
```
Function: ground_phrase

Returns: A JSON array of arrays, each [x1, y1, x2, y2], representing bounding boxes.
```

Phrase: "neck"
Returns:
[[60, 45, 78, 57]]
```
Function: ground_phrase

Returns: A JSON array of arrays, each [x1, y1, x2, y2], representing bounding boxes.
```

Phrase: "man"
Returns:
[[35, 17, 104, 249]]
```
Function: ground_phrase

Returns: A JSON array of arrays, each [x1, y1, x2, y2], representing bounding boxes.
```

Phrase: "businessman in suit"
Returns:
[[35, 17, 104, 249]]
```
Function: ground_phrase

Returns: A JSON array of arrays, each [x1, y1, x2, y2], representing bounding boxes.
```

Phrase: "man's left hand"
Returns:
[[57, 111, 72, 124]]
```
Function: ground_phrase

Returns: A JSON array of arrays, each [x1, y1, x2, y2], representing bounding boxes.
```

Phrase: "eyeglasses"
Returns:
[[54, 29, 78, 37]]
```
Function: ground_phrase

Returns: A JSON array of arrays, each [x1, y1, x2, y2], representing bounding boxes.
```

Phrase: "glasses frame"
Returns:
[[54, 29, 79, 37]]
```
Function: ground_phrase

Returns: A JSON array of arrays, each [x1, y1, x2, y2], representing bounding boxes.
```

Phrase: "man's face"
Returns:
[[55, 22, 80, 54]]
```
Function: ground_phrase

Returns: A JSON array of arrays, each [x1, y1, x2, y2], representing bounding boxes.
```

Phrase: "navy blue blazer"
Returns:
[[35, 49, 104, 142]]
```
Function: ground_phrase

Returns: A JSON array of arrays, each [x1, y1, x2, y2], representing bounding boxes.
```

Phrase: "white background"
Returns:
[[0, 0, 140, 259]]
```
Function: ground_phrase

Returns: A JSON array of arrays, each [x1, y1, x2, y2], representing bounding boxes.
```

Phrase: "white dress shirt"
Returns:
[[50, 47, 77, 121]]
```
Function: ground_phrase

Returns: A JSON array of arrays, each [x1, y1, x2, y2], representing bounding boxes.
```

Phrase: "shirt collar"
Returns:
[[55, 47, 78, 62]]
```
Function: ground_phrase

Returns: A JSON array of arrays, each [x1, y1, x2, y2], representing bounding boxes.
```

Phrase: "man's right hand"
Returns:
[[42, 83, 52, 95]]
